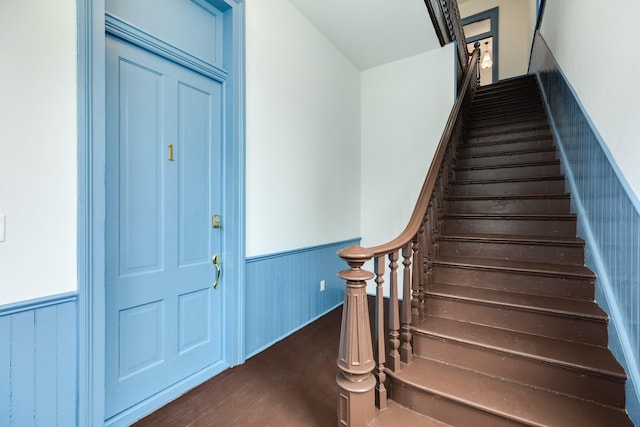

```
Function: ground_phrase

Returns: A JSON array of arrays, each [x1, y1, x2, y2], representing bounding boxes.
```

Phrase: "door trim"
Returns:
[[77, 1, 246, 424], [463, 7, 499, 84], [104, 13, 229, 82]]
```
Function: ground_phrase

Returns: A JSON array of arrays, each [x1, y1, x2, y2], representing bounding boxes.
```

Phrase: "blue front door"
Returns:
[[105, 35, 226, 419]]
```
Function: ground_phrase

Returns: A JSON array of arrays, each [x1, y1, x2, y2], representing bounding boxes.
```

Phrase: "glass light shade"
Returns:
[[481, 51, 493, 69]]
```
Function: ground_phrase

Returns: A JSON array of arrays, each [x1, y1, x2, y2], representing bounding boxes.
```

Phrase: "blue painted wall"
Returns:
[[530, 32, 640, 424], [0, 293, 77, 426], [2, 237, 354, 426], [245, 239, 359, 358]]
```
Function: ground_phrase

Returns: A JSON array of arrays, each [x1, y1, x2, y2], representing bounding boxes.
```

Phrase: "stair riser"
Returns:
[[475, 84, 539, 94], [471, 96, 541, 110], [432, 265, 594, 300], [389, 380, 517, 427], [465, 122, 548, 138], [465, 131, 553, 147], [425, 297, 608, 345], [476, 78, 537, 92], [466, 113, 548, 130], [413, 335, 626, 408], [475, 85, 538, 98], [471, 106, 546, 120], [474, 84, 539, 96], [462, 139, 554, 156], [451, 179, 565, 196], [439, 240, 584, 265], [447, 198, 570, 214], [455, 163, 561, 180], [457, 153, 557, 169], [443, 217, 577, 237]]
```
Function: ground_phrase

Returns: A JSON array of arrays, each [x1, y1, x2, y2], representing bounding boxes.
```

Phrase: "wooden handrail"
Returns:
[[369, 45, 480, 257], [336, 44, 481, 427]]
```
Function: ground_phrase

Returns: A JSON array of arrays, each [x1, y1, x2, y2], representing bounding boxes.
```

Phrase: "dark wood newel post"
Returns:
[[336, 245, 376, 427]]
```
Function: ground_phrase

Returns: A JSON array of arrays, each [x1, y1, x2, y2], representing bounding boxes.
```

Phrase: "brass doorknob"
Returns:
[[212, 254, 221, 289]]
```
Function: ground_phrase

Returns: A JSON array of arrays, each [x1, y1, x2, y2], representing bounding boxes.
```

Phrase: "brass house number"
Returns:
[[168, 144, 175, 161]]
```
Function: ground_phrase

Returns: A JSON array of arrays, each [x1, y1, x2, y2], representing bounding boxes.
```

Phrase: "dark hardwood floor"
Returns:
[[133, 306, 342, 426]]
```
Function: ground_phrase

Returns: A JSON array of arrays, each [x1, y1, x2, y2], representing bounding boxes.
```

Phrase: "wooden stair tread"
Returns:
[[459, 146, 556, 159], [475, 83, 538, 95], [439, 232, 583, 246], [475, 76, 536, 89], [458, 148, 556, 161], [475, 86, 538, 95], [471, 97, 541, 106], [462, 136, 554, 148], [448, 193, 569, 201], [444, 212, 576, 220], [466, 114, 548, 129], [427, 282, 605, 320], [473, 87, 540, 96], [413, 334, 626, 408], [466, 116, 546, 125], [445, 194, 572, 216], [471, 97, 541, 108], [371, 401, 453, 427], [475, 86, 538, 96], [455, 159, 560, 171], [434, 255, 593, 278], [465, 122, 549, 136], [473, 87, 539, 96], [453, 175, 564, 185], [413, 317, 626, 379], [466, 127, 550, 136], [470, 107, 546, 117], [389, 358, 632, 426]]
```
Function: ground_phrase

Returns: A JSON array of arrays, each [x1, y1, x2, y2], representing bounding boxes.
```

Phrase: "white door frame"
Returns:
[[76, 1, 246, 424]]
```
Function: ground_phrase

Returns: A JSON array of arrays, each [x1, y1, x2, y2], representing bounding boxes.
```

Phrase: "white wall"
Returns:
[[0, 0, 458, 304], [459, 0, 533, 80], [528, 0, 537, 45], [360, 45, 455, 249], [245, 0, 361, 257], [540, 0, 640, 201], [0, 1, 77, 305]]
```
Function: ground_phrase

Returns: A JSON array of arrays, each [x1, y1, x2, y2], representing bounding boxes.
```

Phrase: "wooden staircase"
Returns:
[[378, 76, 634, 426]]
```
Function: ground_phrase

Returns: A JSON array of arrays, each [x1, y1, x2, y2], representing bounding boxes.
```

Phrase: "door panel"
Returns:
[[178, 82, 220, 266], [105, 36, 224, 418], [118, 59, 163, 275]]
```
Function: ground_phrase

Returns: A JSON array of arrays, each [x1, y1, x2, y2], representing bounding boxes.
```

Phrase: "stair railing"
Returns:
[[336, 43, 481, 427], [424, 0, 471, 75]]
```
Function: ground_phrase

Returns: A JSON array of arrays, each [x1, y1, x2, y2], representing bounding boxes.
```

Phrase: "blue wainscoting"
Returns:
[[530, 32, 640, 423], [0, 293, 78, 426], [245, 238, 360, 358]]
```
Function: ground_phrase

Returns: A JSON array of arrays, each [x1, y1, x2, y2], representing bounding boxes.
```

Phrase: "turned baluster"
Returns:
[[419, 222, 429, 321], [411, 233, 422, 325], [400, 243, 413, 364], [373, 256, 387, 410], [446, 148, 455, 190], [337, 245, 376, 427], [387, 251, 401, 372], [474, 41, 481, 85], [425, 205, 435, 318], [432, 192, 441, 258]]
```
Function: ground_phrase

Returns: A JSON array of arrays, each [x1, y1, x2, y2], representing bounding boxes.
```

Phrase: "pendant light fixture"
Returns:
[[481, 41, 493, 70]]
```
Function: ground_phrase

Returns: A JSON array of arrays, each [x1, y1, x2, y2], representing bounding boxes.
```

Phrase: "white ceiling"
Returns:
[[288, 0, 442, 70]]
